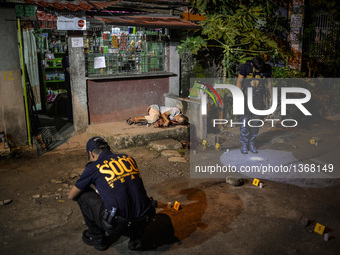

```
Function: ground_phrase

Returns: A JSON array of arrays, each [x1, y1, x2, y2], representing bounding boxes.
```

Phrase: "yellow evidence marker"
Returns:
[[215, 143, 221, 151], [202, 140, 207, 150], [173, 201, 181, 211], [314, 223, 326, 235], [252, 178, 260, 186], [310, 137, 320, 146]]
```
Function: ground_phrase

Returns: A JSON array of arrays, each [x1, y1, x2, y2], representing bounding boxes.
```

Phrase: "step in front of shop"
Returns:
[[87, 122, 189, 149]]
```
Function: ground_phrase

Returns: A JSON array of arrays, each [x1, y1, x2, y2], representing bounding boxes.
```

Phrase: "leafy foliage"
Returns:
[[271, 66, 305, 78], [177, 36, 207, 56], [178, 0, 289, 78]]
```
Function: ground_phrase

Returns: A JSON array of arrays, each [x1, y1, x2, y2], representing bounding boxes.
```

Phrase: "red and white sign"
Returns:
[[78, 19, 85, 28], [57, 15, 86, 30]]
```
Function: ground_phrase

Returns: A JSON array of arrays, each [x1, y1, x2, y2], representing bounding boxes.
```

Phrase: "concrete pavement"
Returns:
[[87, 122, 189, 149]]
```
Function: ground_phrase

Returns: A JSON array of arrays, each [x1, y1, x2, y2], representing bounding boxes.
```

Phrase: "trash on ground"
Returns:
[[324, 233, 329, 241], [0, 199, 12, 206], [298, 216, 309, 227], [226, 177, 244, 187]]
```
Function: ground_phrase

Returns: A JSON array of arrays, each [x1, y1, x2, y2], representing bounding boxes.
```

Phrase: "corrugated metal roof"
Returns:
[[23, 1, 121, 10], [20, 0, 197, 29], [51, 2, 65, 10], [94, 15, 200, 29], [89, 1, 120, 10]]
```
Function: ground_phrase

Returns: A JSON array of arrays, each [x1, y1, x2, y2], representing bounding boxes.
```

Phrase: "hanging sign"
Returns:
[[71, 37, 84, 48], [57, 15, 86, 31], [290, 14, 303, 28], [94, 56, 106, 69], [36, 11, 58, 29]]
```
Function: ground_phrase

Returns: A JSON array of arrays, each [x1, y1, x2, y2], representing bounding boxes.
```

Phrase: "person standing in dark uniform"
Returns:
[[236, 56, 272, 154], [62, 51, 73, 123], [68, 137, 156, 251]]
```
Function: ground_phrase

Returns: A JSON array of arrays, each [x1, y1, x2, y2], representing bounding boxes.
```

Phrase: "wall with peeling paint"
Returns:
[[0, 7, 27, 145]]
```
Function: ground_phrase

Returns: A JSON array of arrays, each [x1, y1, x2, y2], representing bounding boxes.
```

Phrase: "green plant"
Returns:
[[178, 148, 186, 156], [177, 36, 207, 56], [271, 66, 306, 78], [177, 0, 289, 78]]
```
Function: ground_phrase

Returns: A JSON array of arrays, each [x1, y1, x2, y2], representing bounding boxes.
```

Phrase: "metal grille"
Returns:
[[86, 52, 166, 76], [33, 126, 64, 155], [309, 12, 339, 61]]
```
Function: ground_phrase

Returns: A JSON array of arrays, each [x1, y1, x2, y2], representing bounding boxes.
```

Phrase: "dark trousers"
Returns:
[[239, 114, 262, 146], [77, 188, 154, 241], [77, 188, 107, 240]]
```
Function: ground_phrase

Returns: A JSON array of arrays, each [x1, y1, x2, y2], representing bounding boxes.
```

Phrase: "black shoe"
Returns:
[[248, 143, 258, 154], [82, 230, 109, 251], [128, 239, 142, 251], [240, 144, 248, 154]]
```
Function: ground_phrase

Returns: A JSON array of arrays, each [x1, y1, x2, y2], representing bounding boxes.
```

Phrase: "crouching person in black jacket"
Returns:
[[68, 137, 156, 251]]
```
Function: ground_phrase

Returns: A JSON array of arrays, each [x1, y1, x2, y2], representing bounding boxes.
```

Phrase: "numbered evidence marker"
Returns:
[[215, 143, 221, 151], [173, 201, 181, 211], [252, 178, 260, 186], [202, 140, 207, 150], [314, 223, 326, 235], [310, 137, 320, 146]]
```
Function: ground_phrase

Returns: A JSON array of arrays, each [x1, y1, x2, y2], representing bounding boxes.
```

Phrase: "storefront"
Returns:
[[83, 16, 199, 123], [36, 30, 68, 115], [25, 10, 199, 127], [1, 1, 199, 146]]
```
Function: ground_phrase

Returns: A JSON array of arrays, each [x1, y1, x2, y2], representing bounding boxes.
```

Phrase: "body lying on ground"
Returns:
[[126, 105, 189, 127]]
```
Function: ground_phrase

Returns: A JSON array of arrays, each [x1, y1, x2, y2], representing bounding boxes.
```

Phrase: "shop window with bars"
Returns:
[[84, 25, 168, 77]]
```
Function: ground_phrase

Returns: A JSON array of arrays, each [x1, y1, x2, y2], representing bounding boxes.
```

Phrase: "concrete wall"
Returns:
[[0, 7, 27, 145], [169, 42, 180, 95], [68, 34, 88, 133], [165, 93, 207, 139], [168, 30, 180, 96], [88, 77, 169, 123]]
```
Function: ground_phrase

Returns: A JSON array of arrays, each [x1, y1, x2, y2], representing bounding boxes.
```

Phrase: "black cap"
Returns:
[[252, 56, 265, 71], [86, 136, 107, 157]]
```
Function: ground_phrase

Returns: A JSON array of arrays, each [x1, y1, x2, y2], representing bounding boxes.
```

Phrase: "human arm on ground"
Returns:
[[161, 112, 171, 127]]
